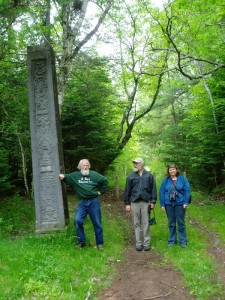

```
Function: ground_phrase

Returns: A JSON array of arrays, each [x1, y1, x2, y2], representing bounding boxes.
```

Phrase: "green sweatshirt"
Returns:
[[64, 171, 108, 200]]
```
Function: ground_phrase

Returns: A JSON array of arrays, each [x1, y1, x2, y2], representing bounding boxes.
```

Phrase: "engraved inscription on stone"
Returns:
[[34, 61, 48, 113], [40, 173, 58, 224], [27, 45, 68, 232], [33, 60, 56, 225]]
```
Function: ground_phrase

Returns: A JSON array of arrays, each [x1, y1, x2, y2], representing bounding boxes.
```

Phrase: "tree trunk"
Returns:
[[57, 0, 113, 111], [197, 62, 225, 168], [115, 175, 120, 201], [17, 135, 30, 197], [3, 106, 30, 197]]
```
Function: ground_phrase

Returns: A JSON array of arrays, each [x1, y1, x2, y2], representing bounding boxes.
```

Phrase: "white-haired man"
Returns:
[[124, 158, 157, 252], [59, 159, 108, 249]]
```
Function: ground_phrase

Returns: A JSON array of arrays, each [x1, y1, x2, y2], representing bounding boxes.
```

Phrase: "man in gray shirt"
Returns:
[[124, 158, 157, 251]]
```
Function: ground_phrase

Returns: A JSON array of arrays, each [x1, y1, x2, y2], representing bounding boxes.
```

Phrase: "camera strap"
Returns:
[[149, 208, 156, 225], [171, 180, 177, 191], [170, 177, 191, 204], [149, 208, 155, 218]]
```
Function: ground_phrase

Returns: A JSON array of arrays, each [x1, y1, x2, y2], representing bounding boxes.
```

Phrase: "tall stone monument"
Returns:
[[27, 44, 69, 233]]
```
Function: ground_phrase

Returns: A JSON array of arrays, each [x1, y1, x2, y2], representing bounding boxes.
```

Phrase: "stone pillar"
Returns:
[[27, 44, 69, 233]]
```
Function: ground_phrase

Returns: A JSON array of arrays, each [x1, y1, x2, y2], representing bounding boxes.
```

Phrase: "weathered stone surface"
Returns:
[[27, 44, 69, 233]]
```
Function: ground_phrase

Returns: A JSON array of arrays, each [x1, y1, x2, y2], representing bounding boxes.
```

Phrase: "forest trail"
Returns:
[[189, 217, 225, 287], [97, 191, 225, 300], [97, 245, 193, 300]]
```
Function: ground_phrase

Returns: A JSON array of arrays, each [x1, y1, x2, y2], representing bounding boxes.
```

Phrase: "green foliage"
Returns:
[[188, 199, 225, 244], [0, 147, 12, 193], [61, 54, 120, 173], [138, 70, 225, 191], [1, 192, 225, 299], [0, 0, 225, 197], [0, 59, 31, 194], [0, 194, 35, 237], [152, 201, 225, 299], [0, 194, 129, 299], [105, 134, 156, 189]]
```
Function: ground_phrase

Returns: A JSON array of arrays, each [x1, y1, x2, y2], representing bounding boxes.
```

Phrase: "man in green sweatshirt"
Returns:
[[59, 159, 108, 249]]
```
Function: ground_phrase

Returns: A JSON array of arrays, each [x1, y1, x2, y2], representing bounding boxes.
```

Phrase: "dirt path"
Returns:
[[97, 246, 193, 300], [97, 193, 194, 300], [97, 192, 225, 300]]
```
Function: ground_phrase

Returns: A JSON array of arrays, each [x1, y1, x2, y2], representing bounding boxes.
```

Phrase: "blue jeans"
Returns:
[[165, 205, 187, 245], [74, 198, 103, 245]]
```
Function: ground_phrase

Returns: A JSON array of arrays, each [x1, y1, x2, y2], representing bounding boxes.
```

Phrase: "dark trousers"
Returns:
[[165, 205, 187, 245]]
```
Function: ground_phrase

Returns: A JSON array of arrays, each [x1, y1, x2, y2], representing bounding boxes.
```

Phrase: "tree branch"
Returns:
[[72, 0, 113, 58]]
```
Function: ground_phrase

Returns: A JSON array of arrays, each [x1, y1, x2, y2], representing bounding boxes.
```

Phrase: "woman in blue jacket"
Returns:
[[159, 164, 190, 247]]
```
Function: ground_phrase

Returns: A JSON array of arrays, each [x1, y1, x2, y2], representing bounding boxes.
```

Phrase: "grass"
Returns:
[[0, 194, 129, 300], [151, 191, 225, 299], [1, 191, 225, 299], [187, 191, 225, 244]]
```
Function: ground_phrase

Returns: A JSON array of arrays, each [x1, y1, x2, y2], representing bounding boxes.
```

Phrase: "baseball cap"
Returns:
[[132, 158, 144, 163]]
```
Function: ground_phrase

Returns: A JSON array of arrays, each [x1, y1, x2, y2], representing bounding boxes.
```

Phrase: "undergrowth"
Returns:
[[0, 194, 129, 299], [1, 191, 225, 299], [151, 191, 225, 299]]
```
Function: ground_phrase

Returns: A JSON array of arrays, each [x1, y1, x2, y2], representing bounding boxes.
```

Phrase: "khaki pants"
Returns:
[[131, 201, 150, 248]]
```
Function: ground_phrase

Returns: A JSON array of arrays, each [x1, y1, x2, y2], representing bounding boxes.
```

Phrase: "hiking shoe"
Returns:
[[75, 243, 86, 249], [143, 246, 150, 252], [136, 246, 142, 252], [97, 244, 104, 250]]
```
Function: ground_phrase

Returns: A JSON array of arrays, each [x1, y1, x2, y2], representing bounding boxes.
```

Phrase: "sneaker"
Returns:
[[143, 246, 150, 252], [180, 244, 187, 248], [75, 243, 86, 249], [97, 244, 104, 250], [135, 246, 142, 252], [167, 243, 174, 247]]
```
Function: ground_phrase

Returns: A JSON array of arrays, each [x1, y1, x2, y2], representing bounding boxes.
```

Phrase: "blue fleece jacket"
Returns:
[[159, 175, 190, 207]]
